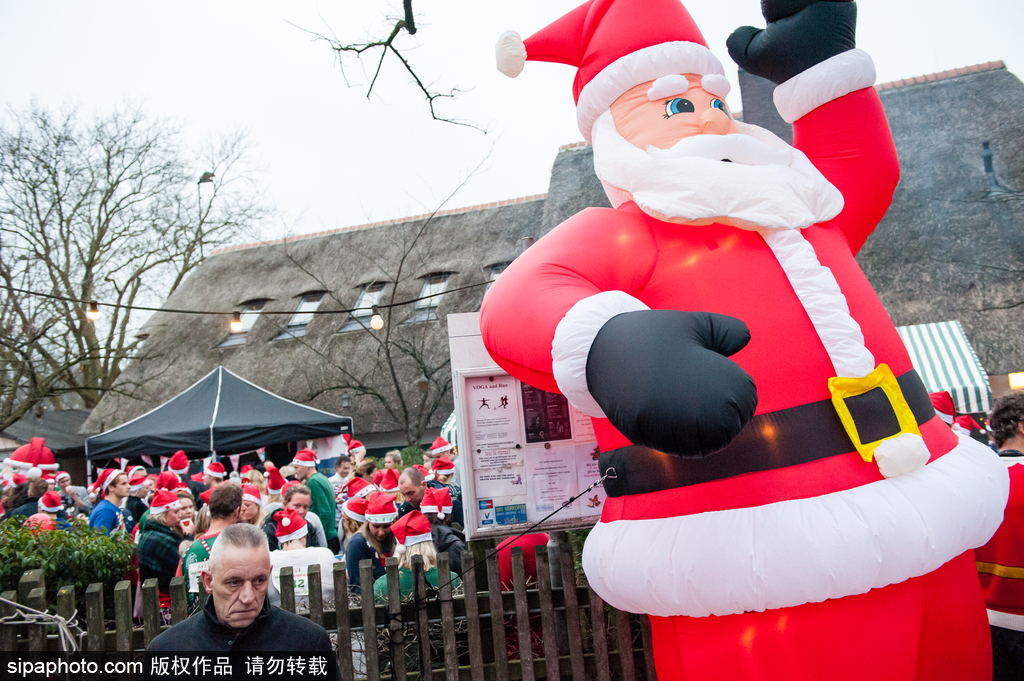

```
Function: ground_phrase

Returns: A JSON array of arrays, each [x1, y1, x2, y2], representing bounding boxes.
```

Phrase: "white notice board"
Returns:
[[448, 313, 606, 540]]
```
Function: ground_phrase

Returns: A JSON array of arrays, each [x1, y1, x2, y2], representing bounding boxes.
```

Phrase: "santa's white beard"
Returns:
[[591, 110, 844, 230]]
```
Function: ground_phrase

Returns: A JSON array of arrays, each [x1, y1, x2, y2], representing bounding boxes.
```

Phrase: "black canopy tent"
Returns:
[[85, 366, 352, 461]]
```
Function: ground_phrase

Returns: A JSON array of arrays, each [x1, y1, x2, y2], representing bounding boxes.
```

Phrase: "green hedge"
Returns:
[[0, 516, 136, 614]]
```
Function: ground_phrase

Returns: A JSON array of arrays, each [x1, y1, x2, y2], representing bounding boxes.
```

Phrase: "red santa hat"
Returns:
[[431, 456, 456, 476], [420, 486, 441, 516], [127, 465, 147, 481], [412, 464, 430, 478], [433, 486, 454, 518], [343, 497, 369, 523], [496, 0, 728, 143], [168, 450, 190, 475], [365, 491, 398, 524], [429, 436, 454, 456], [929, 392, 956, 425], [342, 476, 375, 499], [8, 437, 59, 477], [379, 468, 400, 493], [274, 508, 308, 543], [150, 489, 181, 514], [266, 468, 287, 496], [240, 465, 254, 475], [281, 480, 301, 497], [38, 490, 63, 514], [390, 510, 432, 554], [291, 449, 318, 468], [156, 471, 183, 491], [10, 473, 27, 488], [128, 474, 148, 492], [242, 485, 263, 507], [94, 468, 122, 495], [190, 472, 205, 483], [348, 440, 366, 458], [54, 471, 71, 484], [199, 488, 213, 504], [204, 461, 226, 479]]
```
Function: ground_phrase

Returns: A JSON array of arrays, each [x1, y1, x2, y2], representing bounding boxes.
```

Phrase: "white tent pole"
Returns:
[[210, 367, 223, 454]]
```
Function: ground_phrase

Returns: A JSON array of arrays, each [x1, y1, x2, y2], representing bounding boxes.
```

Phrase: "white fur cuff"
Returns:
[[551, 291, 650, 418], [773, 49, 876, 123]]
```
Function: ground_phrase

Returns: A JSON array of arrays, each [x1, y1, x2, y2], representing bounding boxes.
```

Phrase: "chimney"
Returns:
[[982, 141, 1013, 198], [737, 70, 793, 144]]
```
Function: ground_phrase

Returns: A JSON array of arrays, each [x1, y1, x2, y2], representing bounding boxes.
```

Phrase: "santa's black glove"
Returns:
[[586, 310, 758, 458], [727, 0, 857, 85]]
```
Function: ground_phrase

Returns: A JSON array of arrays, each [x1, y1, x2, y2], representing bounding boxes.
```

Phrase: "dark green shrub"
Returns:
[[401, 444, 426, 469], [0, 516, 136, 615]]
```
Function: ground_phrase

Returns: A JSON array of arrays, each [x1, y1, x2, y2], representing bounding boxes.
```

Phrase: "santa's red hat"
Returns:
[[38, 490, 63, 514], [204, 461, 226, 479], [190, 472, 205, 483], [365, 491, 398, 524], [373, 469, 384, 486], [496, 0, 727, 143], [432, 486, 454, 518], [281, 480, 301, 497], [128, 474, 148, 493], [127, 465, 147, 481], [420, 486, 441, 516], [342, 476, 374, 499], [391, 510, 432, 554], [242, 485, 263, 507], [266, 468, 287, 496], [168, 451, 190, 475], [199, 488, 213, 504], [379, 468, 400, 493], [156, 471, 183, 491], [929, 392, 956, 425], [429, 436, 454, 456], [240, 465, 253, 475], [431, 456, 456, 476], [348, 440, 366, 457], [150, 489, 181, 514], [291, 449, 318, 468], [8, 437, 59, 477], [344, 497, 368, 523], [94, 468, 122, 495], [412, 464, 429, 478], [274, 508, 308, 543]]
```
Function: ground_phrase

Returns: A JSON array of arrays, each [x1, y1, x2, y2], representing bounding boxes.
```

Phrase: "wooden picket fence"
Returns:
[[0, 542, 658, 681]]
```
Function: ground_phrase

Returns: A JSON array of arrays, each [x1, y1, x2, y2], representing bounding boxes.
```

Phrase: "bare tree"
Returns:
[[0, 102, 269, 431], [296, 0, 484, 132]]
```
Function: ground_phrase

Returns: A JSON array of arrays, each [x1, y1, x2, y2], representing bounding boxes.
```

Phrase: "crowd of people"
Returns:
[[0, 435, 468, 624]]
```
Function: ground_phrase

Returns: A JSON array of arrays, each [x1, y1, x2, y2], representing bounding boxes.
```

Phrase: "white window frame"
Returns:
[[338, 282, 387, 332], [218, 300, 267, 347], [273, 293, 325, 340]]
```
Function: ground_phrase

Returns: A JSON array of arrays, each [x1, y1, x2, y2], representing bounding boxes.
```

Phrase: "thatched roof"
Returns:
[[86, 60, 1024, 442]]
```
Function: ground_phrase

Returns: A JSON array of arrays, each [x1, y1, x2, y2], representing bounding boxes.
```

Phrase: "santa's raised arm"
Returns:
[[481, 1, 1008, 679]]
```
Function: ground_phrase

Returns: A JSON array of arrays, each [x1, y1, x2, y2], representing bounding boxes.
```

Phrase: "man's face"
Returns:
[[368, 522, 392, 543], [610, 75, 737, 151], [335, 461, 351, 478], [202, 546, 270, 632], [292, 465, 312, 482], [203, 474, 219, 488], [398, 478, 426, 508], [285, 493, 311, 517], [109, 474, 130, 499]]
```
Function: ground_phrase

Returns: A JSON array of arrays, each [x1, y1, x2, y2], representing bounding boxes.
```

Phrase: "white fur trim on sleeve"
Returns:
[[773, 49, 876, 123], [551, 291, 650, 418], [496, 31, 527, 78]]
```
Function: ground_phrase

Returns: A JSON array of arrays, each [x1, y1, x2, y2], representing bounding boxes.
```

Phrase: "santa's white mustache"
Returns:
[[646, 133, 793, 167]]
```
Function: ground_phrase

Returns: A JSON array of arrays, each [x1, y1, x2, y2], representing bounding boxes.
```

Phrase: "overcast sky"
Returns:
[[2, 0, 1021, 241]]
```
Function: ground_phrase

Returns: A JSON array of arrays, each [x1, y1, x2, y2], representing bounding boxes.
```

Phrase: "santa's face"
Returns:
[[594, 75, 843, 231]]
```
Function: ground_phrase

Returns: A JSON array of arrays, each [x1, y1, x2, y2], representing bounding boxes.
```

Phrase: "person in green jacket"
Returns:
[[291, 449, 340, 553], [373, 510, 460, 604]]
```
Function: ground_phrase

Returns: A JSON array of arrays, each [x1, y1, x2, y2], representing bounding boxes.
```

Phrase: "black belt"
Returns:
[[599, 370, 935, 498]]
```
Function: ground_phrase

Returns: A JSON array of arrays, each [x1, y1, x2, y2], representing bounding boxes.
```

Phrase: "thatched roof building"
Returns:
[[84, 60, 1024, 449]]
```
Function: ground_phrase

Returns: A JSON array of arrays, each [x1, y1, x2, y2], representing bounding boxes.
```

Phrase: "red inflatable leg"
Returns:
[[645, 554, 990, 681]]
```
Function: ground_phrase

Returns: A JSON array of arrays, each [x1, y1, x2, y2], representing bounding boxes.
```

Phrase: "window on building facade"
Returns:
[[485, 262, 510, 293], [404, 273, 450, 323], [273, 292, 325, 340], [338, 282, 387, 333], [217, 299, 267, 347]]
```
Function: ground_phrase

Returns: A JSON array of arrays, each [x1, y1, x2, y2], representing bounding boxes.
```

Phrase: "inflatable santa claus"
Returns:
[[480, 0, 1009, 678]]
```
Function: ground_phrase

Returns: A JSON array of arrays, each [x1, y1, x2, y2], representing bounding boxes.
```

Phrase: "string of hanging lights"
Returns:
[[0, 281, 491, 330]]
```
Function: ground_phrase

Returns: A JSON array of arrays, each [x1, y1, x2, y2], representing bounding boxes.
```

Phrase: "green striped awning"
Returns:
[[440, 410, 457, 449], [896, 321, 991, 414]]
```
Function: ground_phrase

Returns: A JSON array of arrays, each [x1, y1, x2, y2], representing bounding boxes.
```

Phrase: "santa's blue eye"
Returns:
[[664, 98, 694, 117], [712, 99, 727, 111]]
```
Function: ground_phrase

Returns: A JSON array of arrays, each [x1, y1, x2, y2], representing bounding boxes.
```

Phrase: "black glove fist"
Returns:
[[727, 0, 857, 85], [586, 310, 758, 458]]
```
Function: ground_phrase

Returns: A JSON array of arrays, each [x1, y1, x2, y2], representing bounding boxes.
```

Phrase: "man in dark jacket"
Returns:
[[146, 524, 332, 660], [10, 477, 51, 520]]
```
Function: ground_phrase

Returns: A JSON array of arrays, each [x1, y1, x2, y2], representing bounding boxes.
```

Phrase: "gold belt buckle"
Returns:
[[828, 363, 922, 463]]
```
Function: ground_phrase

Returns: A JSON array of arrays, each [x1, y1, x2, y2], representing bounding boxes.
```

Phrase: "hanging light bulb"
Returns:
[[369, 305, 384, 331], [86, 301, 100, 321], [230, 311, 244, 333]]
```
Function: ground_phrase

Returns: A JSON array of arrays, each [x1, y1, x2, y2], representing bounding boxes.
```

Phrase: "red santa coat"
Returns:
[[482, 86, 1006, 679], [976, 455, 1024, 631]]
